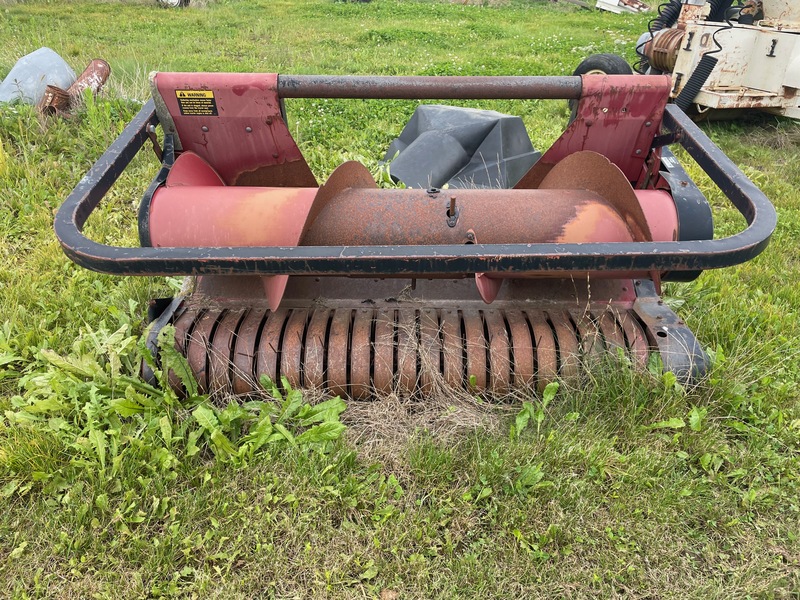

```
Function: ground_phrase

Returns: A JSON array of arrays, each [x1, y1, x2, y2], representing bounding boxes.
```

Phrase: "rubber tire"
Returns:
[[572, 53, 633, 77], [568, 53, 633, 122], [157, 0, 189, 7]]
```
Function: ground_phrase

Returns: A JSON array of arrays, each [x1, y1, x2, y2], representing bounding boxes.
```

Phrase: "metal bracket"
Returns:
[[633, 280, 708, 383], [652, 131, 682, 148]]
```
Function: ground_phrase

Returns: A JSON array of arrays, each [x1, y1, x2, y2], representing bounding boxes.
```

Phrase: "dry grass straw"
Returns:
[[343, 389, 515, 468], [745, 119, 800, 150]]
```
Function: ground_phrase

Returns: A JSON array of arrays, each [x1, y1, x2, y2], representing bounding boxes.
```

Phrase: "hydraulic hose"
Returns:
[[652, 0, 682, 31], [708, 0, 735, 22], [673, 53, 718, 111], [653, 0, 735, 32]]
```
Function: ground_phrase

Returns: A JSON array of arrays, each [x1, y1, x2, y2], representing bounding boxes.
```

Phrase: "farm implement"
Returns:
[[55, 73, 776, 398], [639, 0, 800, 118]]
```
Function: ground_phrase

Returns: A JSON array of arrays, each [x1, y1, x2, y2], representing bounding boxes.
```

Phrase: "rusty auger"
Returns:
[[56, 73, 776, 398]]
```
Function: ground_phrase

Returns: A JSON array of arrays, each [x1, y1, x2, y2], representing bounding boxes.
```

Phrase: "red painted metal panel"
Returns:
[[637, 190, 679, 242], [153, 72, 317, 187], [516, 75, 671, 186], [149, 186, 318, 247]]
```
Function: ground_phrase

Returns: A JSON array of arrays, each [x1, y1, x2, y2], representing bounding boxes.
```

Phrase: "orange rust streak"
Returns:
[[556, 202, 634, 243]]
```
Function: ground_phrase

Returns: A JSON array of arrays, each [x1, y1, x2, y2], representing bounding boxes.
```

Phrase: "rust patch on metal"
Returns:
[[327, 310, 352, 398], [37, 85, 71, 115], [186, 310, 218, 393], [550, 311, 580, 382], [419, 309, 441, 395], [255, 309, 288, 386], [303, 161, 377, 237], [300, 187, 639, 246], [463, 311, 487, 390], [619, 311, 649, 367], [233, 160, 318, 188], [539, 151, 653, 243], [373, 310, 395, 394], [172, 308, 200, 392], [208, 309, 244, 395], [396, 310, 418, 395], [350, 309, 374, 400], [528, 311, 558, 392], [597, 310, 627, 356], [440, 310, 463, 389], [165, 301, 704, 398], [505, 311, 534, 388], [303, 309, 330, 390], [231, 309, 264, 394], [678, 3, 710, 25], [646, 28, 685, 72], [485, 310, 511, 395], [570, 310, 604, 363], [280, 309, 309, 389], [68, 59, 111, 101]]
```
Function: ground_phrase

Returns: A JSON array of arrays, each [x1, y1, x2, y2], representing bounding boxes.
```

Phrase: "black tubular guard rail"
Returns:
[[55, 77, 777, 278]]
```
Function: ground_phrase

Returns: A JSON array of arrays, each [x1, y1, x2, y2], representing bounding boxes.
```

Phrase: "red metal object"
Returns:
[[150, 151, 678, 250], [152, 72, 317, 187], [165, 151, 224, 187], [168, 276, 671, 397], [231, 310, 263, 394], [37, 85, 71, 115], [150, 150, 319, 311], [55, 72, 775, 396], [515, 75, 671, 186], [303, 308, 329, 390], [147, 152, 680, 307], [57, 76, 774, 281], [68, 59, 111, 101], [37, 59, 111, 116]]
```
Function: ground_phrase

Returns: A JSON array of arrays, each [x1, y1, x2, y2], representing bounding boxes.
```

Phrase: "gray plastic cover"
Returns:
[[0, 47, 76, 105], [383, 105, 540, 189]]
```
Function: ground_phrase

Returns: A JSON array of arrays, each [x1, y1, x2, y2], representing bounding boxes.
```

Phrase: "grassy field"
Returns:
[[1, 0, 799, 598]]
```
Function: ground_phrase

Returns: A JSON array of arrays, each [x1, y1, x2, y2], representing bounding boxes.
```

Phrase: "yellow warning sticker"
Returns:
[[175, 89, 218, 116]]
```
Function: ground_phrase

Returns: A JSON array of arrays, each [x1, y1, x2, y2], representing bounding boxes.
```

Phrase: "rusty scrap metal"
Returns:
[[37, 58, 110, 116]]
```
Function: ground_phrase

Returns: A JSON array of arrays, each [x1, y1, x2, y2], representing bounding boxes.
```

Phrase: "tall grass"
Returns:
[[1, 1, 799, 597]]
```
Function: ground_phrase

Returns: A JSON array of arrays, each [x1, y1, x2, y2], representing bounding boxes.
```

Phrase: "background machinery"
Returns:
[[578, 0, 800, 118], [641, 0, 800, 117]]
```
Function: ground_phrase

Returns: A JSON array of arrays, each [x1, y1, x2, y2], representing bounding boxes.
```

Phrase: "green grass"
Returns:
[[1, 0, 799, 598]]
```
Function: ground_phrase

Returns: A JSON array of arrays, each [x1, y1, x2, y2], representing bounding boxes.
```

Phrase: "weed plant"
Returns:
[[1, 1, 799, 597]]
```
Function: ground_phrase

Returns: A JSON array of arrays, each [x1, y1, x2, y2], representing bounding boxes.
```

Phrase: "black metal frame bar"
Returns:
[[54, 76, 777, 277], [276, 74, 583, 99]]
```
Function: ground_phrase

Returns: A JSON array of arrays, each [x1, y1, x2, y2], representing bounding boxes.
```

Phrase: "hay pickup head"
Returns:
[[56, 73, 776, 398]]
